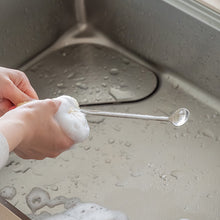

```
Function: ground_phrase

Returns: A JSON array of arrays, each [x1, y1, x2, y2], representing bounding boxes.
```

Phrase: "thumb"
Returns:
[[4, 82, 33, 105]]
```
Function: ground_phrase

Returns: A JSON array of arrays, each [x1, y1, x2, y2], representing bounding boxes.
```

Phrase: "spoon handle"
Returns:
[[80, 109, 169, 122]]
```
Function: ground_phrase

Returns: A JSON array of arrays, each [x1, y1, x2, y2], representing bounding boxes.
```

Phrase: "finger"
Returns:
[[23, 86, 39, 100], [3, 81, 33, 105], [19, 75, 39, 100], [0, 99, 13, 116], [8, 69, 39, 100]]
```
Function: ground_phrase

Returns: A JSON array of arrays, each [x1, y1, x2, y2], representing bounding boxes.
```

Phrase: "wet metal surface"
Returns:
[[0, 77, 220, 220], [86, 0, 220, 99], [25, 44, 157, 105], [0, 0, 220, 220]]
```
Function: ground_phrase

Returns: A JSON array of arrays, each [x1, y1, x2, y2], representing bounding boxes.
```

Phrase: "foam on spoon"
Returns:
[[53, 95, 90, 144]]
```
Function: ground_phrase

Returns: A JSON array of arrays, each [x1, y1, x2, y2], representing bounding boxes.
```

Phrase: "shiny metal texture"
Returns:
[[86, 0, 220, 99], [80, 108, 190, 127], [0, 1, 219, 220]]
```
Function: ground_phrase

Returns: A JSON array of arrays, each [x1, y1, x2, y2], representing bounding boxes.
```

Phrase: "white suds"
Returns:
[[53, 95, 90, 144], [27, 188, 128, 220], [43, 203, 128, 220]]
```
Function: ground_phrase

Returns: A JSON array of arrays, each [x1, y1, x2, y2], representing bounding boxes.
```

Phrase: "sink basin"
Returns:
[[0, 0, 220, 220]]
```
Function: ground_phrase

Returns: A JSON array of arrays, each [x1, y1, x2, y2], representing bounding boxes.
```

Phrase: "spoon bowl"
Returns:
[[169, 108, 190, 127]]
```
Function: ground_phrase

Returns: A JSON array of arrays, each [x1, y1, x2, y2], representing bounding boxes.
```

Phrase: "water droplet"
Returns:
[[212, 113, 218, 118], [84, 146, 91, 151], [130, 167, 142, 177], [202, 129, 215, 139], [51, 73, 57, 78], [159, 174, 167, 181], [75, 82, 88, 90], [26, 187, 50, 213], [48, 185, 58, 191], [48, 79, 54, 85], [122, 58, 130, 64], [147, 162, 154, 168], [170, 170, 184, 179], [87, 117, 105, 124], [206, 193, 213, 198], [81, 98, 88, 103], [95, 147, 100, 151], [115, 179, 128, 187], [13, 164, 30, 173], [109, 68, 119, 75], [102, 83, 107, 87], [108, 139, 115, 144], [119, 82, 127, 88], [173, 84, 179, 89], [96, 88, 100, 93], [124, 141, 131, 147], [174, 133, 180, 138], [109, 87, 135, 101], [75, 77, 85, 81], [67, 73, 74, 79], [0, 186, 16, 200], [105, 159, 111, 164], [95, 97, 101, 101], [113, 125, 121, 132], [57, 90, 62, 95], [57, 83, 65, 88]]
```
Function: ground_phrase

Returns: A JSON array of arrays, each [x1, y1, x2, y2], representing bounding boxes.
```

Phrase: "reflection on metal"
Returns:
[[195, 0, 220, 13], [80, 108, 190, 127]]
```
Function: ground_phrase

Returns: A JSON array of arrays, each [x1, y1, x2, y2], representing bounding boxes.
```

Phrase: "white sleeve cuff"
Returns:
[[0, 133, 9, 170]]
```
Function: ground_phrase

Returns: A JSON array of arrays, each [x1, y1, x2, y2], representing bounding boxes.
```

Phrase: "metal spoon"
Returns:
[[80, 108, 190, 127]]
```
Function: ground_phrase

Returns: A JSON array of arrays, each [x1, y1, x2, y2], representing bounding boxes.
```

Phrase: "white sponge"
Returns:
[[53, 96, 90, 144]]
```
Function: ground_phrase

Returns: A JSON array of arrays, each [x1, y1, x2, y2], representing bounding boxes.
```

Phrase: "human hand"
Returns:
[[0, 66, 38, 116], [0, 99, 74, 160]]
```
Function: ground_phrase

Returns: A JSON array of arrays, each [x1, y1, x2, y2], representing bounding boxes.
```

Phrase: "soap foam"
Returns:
[[44, 202, 128, 220], [53, 96, 90, 144], [27, 188, 128, 220]]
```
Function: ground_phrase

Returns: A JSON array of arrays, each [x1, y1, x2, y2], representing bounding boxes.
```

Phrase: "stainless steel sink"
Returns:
[[0, 0, 220, 220]]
